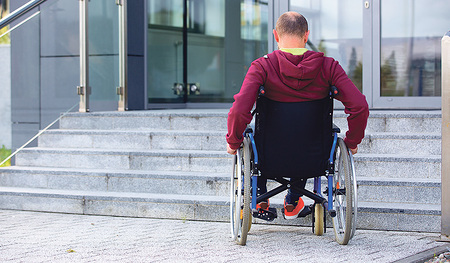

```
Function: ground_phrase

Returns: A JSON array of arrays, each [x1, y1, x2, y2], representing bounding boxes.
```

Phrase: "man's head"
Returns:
[[273, 12, 309, 49]]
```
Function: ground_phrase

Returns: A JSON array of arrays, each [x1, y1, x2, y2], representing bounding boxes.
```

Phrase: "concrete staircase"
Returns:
[[0, 109, 442, 232]]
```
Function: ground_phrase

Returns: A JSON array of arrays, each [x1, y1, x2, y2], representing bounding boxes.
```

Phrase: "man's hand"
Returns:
[[349, 146, 358, 155], [227, 144, 237, 155]]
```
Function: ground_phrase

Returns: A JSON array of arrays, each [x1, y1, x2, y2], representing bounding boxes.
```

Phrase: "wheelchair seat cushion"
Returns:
[[254, 96, 333, 179]]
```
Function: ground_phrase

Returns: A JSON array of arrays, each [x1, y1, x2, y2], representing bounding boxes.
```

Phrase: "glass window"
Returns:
[[148, 0, 224, 36], [241, 0, 268, 41], [148, 0, 183, 28], [290, 0, 363, 91], [381, 0, 449, 97]]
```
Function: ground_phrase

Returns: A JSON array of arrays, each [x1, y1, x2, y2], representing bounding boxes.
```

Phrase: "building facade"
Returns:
[[9, 0, 450, 148]]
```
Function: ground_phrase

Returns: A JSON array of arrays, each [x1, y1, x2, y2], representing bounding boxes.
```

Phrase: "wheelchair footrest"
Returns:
[[253, 207, 278, 222]]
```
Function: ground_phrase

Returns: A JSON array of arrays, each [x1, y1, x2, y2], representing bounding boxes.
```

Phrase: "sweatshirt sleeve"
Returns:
[[226, 61, 266, 150], [329, 60, 369, 149]]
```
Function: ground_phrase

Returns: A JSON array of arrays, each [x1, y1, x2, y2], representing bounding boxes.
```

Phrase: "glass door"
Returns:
[[147, 0, 184, 105], [374, 0, 448, 108], [186, 0, 225, 103], [147, 0, 268, 107]]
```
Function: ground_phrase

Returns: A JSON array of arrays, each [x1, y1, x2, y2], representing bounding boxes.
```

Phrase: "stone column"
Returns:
[[442, 31, 450, 241]]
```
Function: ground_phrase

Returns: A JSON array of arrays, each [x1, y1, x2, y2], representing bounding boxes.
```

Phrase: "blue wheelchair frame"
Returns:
[[244, 86, 341, 228], [245, 126, 339, 219]]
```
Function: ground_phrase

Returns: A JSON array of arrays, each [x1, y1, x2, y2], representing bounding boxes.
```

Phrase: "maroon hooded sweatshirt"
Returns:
[[226, 50, 369, 150]]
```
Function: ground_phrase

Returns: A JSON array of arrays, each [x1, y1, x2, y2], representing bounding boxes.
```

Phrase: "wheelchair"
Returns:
[[230, 86, 357, 246]]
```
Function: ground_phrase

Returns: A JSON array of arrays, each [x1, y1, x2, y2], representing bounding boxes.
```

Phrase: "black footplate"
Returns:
[[253, 207, 278, 222], [281, 205, 312, 219]]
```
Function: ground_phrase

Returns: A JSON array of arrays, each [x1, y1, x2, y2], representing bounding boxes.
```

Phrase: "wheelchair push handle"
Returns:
[[330, 85, 339, 97], [259, 86, 265, 96]]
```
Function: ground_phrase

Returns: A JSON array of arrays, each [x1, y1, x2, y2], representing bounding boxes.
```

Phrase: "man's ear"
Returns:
[[273, 29, 280, 43], [303, 30, 310, 44]]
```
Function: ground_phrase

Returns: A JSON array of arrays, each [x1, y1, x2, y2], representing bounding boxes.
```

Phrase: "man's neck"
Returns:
[[277, 36, 306, 49]]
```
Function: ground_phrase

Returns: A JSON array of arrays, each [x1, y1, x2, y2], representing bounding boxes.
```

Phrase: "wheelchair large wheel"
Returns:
[[230, 137, 252, 245], [332, 138, 357, 245]]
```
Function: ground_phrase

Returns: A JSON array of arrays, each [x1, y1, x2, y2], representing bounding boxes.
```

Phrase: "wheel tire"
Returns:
[[230, 154, 239, 239], [314, 204, 324, 236], [332, 138, 356, 245], [230, 137, 252, 245]]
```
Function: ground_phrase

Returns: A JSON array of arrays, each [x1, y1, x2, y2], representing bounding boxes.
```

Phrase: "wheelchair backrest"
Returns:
[[254, 94, 334, 179]]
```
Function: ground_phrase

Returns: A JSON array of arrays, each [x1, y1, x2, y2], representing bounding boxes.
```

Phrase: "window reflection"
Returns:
[[381, 0, 447, 97], [290, 0, 363, 91]]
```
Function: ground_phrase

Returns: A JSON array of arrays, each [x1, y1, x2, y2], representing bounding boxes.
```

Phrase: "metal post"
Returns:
[[442, 31, 450, 242], [269, 0, 289, 52], [78, 0, 89, 112], [117, 0, 128, 111]]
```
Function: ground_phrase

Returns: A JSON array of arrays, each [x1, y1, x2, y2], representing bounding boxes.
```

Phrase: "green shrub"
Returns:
[[0, 145, 11, 167], [0, 26, 10, 44]]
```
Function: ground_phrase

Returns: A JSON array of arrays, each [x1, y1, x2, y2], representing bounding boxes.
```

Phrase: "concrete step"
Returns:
[[59, 110, 228, 131], [0, 167, 440, 205], [14, 148, 441, 179], [0, 186, 440, 232], [38, 129, 225, 151], [354, 153, 441, 179], [59, 110, 441, 134], [357, 177, 441, 205], [39, 129, 441, 155], [333, 110, 441, 133], [1, 109, 442, 234], [0, 167, 229, 196], [358, 132, 441, 155], [15, 148, 232, 172]]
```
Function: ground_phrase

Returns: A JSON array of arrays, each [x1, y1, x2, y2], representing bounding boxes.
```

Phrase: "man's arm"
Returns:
[[329, 60, 369, 151], [226, 61, 266, 153]]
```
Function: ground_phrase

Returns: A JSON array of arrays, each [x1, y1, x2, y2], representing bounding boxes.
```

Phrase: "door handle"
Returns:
[[173, 83, 184, 95], [189, 83, 200, 95]]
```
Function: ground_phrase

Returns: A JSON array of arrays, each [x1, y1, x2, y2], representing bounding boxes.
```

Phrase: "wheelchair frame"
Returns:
[[230, 88, 358, 246]]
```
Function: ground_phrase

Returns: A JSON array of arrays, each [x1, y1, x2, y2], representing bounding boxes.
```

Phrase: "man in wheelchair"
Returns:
[[226, 12, 369, 222]]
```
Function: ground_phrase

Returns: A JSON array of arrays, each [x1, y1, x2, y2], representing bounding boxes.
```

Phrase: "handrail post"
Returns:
[[78, 0, 89, 112], [117, 0, 127, 111], [442, 31, 450, 241]]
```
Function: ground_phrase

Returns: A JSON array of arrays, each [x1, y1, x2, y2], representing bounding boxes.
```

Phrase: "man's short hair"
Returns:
[[275, 12, 308, 38]]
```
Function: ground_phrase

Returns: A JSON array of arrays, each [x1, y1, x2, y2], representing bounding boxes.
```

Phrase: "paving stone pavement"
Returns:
[[0, 209, 444, 263]]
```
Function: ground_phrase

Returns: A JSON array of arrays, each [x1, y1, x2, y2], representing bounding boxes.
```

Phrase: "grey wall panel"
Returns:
[[40, 0, 79, 57], [40, 56, 79, 127], [10, 4, 40, 124]]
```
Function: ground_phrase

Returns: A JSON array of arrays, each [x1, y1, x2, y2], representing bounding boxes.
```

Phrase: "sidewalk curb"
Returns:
[[393, 244, 450, 263]]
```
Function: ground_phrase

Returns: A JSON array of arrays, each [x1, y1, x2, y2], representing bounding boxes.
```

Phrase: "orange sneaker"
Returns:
[[283, 197, 305, 219]]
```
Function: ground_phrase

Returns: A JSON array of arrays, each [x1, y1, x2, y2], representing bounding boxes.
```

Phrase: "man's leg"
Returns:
[[284, 178, 307, 219], [256, 176, 269, 210], [287, 178, 307, 200]]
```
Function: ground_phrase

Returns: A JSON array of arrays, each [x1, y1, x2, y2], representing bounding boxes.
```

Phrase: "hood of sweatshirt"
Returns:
[[266, 50, 325, 91]]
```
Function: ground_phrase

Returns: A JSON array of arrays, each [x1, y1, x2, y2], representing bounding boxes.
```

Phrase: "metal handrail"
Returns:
[[0, 103, 78, 167], [0, 0, 47, 29]]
